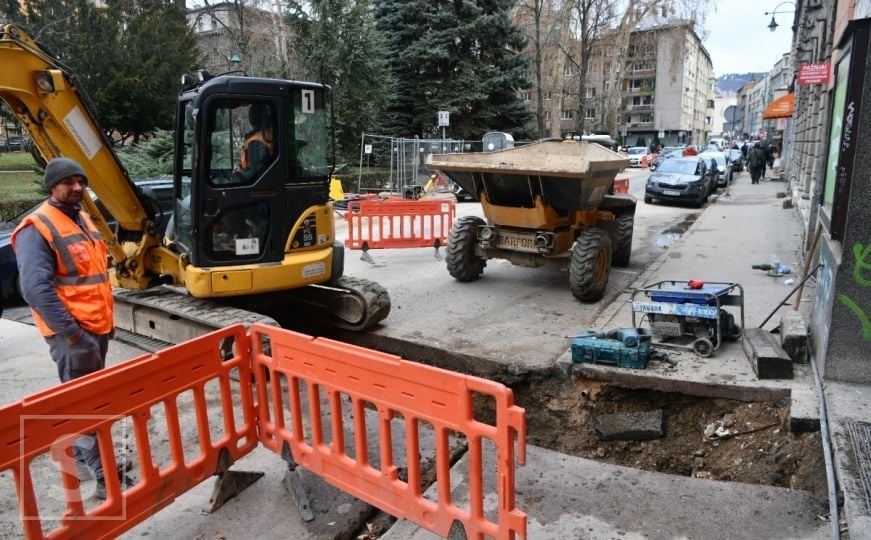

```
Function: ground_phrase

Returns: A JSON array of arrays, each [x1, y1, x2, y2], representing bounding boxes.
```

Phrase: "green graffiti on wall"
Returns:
[[842, 242, 871, 340], [838, 295, 871, 341], [854, 242, 871, 287]]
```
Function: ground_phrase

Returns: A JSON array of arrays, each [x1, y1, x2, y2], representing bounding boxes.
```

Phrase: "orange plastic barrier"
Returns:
[[345, 198, 455, 251], [250, 323, 527, 540], [613, 177, 630, 194], [0, 325, 257, 539], [0, 324, 527, 539]]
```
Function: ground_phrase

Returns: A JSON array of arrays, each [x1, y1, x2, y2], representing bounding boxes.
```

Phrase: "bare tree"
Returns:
[[514, 0, 571, 138]]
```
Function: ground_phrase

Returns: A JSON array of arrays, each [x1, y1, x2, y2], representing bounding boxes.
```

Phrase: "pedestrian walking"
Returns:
[[747, 144, 767, 184], [11, 157, 130, 500]]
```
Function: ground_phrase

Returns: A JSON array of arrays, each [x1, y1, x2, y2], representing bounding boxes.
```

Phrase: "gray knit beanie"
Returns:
[[44, 157, 87, 191]]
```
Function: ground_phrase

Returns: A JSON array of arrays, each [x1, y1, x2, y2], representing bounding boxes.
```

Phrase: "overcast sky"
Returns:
[[702, 0, 794, 76]]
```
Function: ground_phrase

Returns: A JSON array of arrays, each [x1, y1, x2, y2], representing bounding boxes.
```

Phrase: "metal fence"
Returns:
[[355, 134, 490, 193]]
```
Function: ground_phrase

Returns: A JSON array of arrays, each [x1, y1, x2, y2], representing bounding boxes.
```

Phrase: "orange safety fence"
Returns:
[[0, 324, 527, 539], [0, 325, 257, 539], [344, 198, 455, 251], [250, 323, 527, 540]]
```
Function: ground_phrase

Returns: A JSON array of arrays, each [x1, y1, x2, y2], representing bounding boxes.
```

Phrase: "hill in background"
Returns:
[[715, 73, 767, 94]]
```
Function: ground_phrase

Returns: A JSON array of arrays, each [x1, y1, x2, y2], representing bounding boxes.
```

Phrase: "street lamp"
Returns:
[[765, 2, 796, 32]]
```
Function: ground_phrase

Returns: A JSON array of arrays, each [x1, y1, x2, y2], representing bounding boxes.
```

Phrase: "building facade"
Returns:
[[186, 2, 297, 79], [520, 21, 714, 147]]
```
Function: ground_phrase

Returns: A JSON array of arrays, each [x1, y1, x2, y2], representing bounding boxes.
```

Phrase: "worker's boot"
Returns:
[[94, 468, 136, 500]]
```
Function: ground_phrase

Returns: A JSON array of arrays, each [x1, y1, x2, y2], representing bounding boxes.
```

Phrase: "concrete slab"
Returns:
[[824, 381, 871, 538], [383, 444, 829, 540]]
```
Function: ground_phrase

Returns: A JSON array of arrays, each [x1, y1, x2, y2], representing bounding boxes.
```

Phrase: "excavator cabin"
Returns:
[[171, 73, 343, 297]]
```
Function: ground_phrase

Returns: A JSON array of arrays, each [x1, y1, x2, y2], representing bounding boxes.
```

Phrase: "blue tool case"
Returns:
[[571, 328, 652, 369]]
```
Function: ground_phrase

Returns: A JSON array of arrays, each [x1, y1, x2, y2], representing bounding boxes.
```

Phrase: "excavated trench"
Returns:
[[306, 328, 829, 498]]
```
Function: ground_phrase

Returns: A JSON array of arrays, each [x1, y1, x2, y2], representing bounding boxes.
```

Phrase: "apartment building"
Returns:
[[622, 22, 715, 147], [521, 21, 714, 147]]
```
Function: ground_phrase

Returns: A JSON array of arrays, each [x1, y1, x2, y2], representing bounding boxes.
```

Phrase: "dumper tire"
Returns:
[[570, 229, 612, 302], [612, 214, 634, 267], [446, 216, 486, 282]]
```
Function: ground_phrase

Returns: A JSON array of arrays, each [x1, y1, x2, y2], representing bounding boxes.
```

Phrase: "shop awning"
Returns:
[[763, 93, 795, 119]]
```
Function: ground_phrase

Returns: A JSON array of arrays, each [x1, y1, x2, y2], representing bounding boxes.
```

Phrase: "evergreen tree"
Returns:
[[374, 0, 533, 139], [290, 0, 395, 162]]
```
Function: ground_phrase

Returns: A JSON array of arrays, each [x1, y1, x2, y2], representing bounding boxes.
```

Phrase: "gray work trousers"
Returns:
[[45, 331, 111, 480]]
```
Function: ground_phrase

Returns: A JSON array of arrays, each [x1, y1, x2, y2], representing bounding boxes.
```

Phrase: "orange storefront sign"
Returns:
[[762, 93, 795, 119]]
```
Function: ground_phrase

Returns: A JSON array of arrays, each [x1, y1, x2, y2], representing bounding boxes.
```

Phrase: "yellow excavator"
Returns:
[[0, 24, 389, 341]]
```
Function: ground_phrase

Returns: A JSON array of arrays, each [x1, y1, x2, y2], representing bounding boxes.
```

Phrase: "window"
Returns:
[[605, 81, 611, 91], [564, 65, 574, 76], [544, 91, 553, 100], [561, 110, 574, 120], [585, 109, 595, 120], [520, 91, 531, 101], [585, 87, 596, 99]]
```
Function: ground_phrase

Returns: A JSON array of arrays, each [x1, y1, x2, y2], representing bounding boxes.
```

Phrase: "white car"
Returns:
[[627, 147, 648, 167]]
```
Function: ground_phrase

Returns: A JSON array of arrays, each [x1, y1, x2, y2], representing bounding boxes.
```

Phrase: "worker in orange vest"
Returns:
[[235, 103, 275, 182], [11, 157, 130, 499]]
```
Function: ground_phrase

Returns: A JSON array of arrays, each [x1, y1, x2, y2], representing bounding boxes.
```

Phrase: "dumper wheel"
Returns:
[[570, 229, 612, 302], [446, 216, 486, 282], [612, 214, 634, 267]]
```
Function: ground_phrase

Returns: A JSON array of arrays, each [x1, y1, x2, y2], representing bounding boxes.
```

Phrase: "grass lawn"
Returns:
[[0, 151, 44, 221]]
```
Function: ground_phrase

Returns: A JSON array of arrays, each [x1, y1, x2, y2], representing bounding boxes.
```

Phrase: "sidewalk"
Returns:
[[385, 171, 837, 539]]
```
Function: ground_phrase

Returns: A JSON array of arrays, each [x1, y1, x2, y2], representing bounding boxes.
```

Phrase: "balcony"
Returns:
[[625, 69, 656, 79], [626, 104, 654, 112], [626, 121, 654, 131], [625, 86, 655, 96]]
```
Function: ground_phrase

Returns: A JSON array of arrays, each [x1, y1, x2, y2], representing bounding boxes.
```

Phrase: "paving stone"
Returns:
[[594, 409, 664, 441], [780, 311, 808, 364]]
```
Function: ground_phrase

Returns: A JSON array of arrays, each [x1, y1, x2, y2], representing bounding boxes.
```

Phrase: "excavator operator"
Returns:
[[234, 103, 274, 182]]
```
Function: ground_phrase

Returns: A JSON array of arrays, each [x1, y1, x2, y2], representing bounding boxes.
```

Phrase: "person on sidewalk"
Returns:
[[11, 157, 130, 500], [747, 144, 767, 184]]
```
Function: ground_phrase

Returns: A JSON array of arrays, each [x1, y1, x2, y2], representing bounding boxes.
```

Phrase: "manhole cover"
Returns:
[[846, 420, 871, 513]]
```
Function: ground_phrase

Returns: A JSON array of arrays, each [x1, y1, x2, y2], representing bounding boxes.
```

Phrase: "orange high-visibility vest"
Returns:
[[240, 128, 274, 170], [11, 202, 114, 336]]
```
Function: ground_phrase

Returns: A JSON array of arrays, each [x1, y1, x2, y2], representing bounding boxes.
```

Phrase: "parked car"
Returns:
[[644, 157, 713, 207], [627, 147, 648, 167], [0, 178, 173, 300], [1, 138, 24, 152], [727, 148, 744, 172], [699, 151, 733, 187], [648, 148, 681, 171]]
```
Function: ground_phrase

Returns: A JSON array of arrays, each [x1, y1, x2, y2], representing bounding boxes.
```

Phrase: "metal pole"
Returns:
[[758, 263, 822, 328], [358, 132, 365, 193]]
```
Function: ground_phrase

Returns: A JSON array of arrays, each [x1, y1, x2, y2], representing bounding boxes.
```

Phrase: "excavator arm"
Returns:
[[0, 24, 173, 289]]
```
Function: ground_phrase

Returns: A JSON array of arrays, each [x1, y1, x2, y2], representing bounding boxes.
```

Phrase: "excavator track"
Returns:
[[112, 276, 391, 346]]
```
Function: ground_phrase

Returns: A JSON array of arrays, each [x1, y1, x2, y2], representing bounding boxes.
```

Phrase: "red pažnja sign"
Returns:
[[798, 63, 831, 84]]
